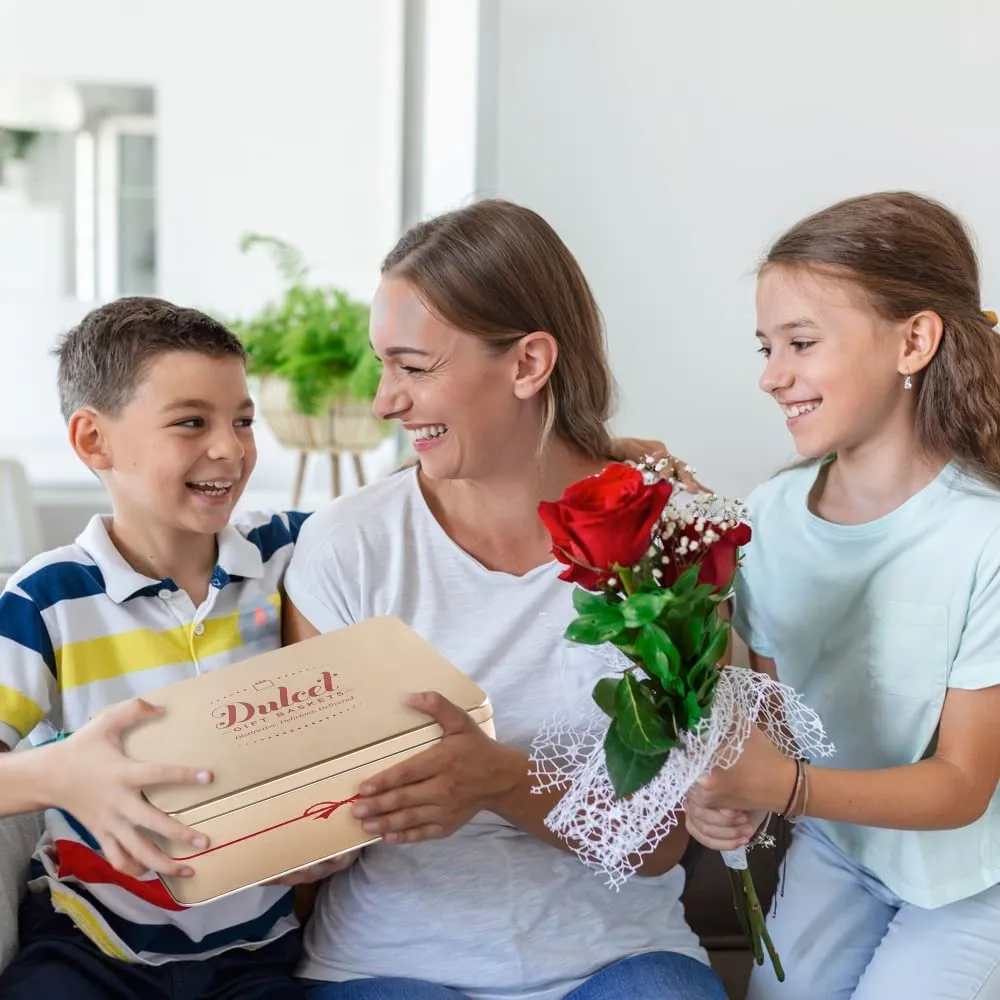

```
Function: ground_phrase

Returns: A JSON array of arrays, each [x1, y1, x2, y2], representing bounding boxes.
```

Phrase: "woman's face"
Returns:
[[369, 277, 550, 481]]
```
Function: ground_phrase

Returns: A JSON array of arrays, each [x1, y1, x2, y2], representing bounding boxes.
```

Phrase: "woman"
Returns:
[[282, 200, 724, 1000]]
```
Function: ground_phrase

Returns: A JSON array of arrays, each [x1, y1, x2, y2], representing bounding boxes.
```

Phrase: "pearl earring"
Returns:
[[903, 374, 913, 390]]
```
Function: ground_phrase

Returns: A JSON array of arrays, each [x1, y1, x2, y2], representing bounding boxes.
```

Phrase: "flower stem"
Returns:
[[741, 868, 785, 983]]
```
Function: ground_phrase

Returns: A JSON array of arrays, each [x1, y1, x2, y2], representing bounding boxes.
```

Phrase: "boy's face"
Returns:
[[88, 350, 257, 535]]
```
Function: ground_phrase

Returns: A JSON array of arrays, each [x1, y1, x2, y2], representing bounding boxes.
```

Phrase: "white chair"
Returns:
[[0, 459, 44, 574]]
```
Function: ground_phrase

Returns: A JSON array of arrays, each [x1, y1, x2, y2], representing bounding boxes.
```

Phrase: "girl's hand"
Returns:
[[350, 692, 523, 844], [687, 724, 798, 815]]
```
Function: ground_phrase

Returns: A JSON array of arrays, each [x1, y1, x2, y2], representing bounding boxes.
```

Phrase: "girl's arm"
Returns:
[[694, 648, 1000, 831]]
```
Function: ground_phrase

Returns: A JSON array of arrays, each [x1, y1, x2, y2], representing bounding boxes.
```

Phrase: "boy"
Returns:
[[0, 298, 312, 998]]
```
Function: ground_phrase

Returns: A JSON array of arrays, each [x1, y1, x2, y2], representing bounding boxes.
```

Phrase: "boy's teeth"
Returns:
[[783, 402, 820, 418], [413, 425, 447, 440]]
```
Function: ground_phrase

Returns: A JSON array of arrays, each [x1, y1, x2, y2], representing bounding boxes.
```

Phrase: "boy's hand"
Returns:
[[45, 699, 214, 879], [263, 849, 361, 886]]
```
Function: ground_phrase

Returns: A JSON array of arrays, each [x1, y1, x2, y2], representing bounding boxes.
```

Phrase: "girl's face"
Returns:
[[755, 266, 911, 460]]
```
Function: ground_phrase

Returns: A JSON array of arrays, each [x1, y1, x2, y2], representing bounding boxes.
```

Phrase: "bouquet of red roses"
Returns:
[[530, 459, 833, 982]]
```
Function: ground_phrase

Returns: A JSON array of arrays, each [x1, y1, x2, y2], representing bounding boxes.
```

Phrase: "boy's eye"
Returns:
[[175, 417, 204, 429], [235, 417, 255, 429]]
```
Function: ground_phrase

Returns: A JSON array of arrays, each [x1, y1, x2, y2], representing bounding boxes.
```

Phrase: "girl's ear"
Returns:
[[899, 310, 944, 377]]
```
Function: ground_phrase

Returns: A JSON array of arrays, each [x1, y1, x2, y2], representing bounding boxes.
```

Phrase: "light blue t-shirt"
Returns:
[[732, 460, 1000, 908]]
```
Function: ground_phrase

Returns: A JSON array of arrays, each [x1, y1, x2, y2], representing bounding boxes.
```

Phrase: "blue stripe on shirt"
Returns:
[[16, 562, 106, 611], [246, 514, 298, 564], [0, 591, 56, 677]]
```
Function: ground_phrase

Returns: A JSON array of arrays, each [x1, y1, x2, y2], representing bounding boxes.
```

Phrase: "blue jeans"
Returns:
[[301, 950, 727, 999], [747, 821, 1000, 1000]]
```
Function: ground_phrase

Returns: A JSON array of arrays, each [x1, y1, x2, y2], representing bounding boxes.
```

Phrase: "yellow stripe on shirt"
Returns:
[[55, 594, 281, 690], [0, 684, 43, 737]]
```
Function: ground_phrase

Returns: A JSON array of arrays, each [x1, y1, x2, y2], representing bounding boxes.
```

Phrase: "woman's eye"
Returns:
[[401, 365, 426, 375]]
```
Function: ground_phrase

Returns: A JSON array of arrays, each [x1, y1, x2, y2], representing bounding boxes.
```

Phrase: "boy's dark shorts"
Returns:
[[0, 888, 305, 999]]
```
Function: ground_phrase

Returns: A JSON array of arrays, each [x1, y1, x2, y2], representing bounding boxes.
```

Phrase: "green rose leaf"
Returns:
[[671, 564, 701, 597], [687, 621, 730, 684], [604, 724, 669, 799], [565, 605, 626, 645], [636, 622, 682, 688], [572, 587, 614, 617], [592, 677, 620, 719], [621, 591, 671, 628], [615, 673, 678, 755]]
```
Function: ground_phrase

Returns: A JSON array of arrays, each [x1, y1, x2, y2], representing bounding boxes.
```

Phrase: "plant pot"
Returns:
[[258, 377, 388, 453]]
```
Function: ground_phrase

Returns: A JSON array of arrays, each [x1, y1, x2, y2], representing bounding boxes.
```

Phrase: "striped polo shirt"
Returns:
[[0, 510, 309, 964]]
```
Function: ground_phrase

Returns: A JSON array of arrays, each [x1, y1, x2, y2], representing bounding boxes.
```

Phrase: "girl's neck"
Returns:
[[812, 425, 949, 525], [419, 439, 606, 575]]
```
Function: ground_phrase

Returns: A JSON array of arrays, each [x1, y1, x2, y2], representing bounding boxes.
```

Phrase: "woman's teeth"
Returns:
[[413, 425, 447, 440], [782, 402, 820, 418], [188, 480, 233, 496]]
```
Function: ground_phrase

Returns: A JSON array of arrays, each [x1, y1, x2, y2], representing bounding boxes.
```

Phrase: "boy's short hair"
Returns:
[[55, 296, 247, 421]]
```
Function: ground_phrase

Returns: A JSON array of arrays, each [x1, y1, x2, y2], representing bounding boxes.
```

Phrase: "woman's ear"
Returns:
[[68, 409, 113, 472], [512, 331, 558, 400], [899, 310, 944, 375]]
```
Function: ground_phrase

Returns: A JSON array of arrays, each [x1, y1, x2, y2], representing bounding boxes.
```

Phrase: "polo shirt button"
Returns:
[[193, 623, 205, 637], [158, 589, 172, 600]]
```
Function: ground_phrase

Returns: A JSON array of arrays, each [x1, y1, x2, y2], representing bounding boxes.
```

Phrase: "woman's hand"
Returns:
[[686, 724, 797, 816], [263, 849, 361, 886], [351, 692, 524, 844], [685, 803, 762, 852]]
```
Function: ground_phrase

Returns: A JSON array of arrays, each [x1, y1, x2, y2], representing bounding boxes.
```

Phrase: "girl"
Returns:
[[685, 192, 1000, 999]]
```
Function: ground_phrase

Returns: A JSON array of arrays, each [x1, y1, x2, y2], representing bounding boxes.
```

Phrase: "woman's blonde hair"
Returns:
[[381, 199, 617, 459]]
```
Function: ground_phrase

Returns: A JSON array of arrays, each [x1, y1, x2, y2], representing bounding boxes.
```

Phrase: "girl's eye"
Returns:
[[756, 346, 770, 358], [791, 340, 814, 352], [175, 418, 204, 429], [235, 417, 255, 429]]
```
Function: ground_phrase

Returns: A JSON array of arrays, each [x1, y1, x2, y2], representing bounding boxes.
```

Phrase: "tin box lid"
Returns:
[[122, 616, 491, 814]]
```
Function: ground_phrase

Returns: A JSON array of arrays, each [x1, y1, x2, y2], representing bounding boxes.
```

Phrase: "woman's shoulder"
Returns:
[[297, 465, 419, 545]]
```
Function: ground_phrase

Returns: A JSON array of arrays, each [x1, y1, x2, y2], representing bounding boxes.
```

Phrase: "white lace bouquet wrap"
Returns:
[[532, 654, 835, 888]]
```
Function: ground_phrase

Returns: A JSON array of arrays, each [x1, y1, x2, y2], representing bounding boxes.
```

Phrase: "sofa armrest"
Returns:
[[0, 811, 43, 973]]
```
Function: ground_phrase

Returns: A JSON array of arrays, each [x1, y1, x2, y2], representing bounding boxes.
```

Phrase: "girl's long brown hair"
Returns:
[[764, 191, 1000, 490]]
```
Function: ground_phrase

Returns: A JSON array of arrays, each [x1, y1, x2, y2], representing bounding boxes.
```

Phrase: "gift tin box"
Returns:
[[121, 616, 494, 905]]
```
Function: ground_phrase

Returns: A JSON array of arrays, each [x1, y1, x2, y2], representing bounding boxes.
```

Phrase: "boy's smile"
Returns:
[[94, 350, 257, 537]]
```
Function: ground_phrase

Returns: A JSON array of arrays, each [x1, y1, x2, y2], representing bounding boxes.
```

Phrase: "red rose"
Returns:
[[695, 521, 752, 592], [538, 463, 672, 590]]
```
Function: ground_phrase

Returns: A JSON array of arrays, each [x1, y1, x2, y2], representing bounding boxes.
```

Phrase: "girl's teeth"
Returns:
[[413, 425, 447, 440], [784, 403, 819, 418]]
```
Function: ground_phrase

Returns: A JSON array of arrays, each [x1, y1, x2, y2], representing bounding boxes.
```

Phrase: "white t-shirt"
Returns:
[[733, 460, 1000, 908], [284, 467, 705, 999]]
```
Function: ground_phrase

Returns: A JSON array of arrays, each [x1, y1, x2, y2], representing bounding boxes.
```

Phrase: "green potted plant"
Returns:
[[0, 128, 39, 193], [229, 233, 387, 455]]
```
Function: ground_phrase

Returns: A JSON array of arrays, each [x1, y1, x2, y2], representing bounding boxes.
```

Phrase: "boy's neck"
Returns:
[[812, 421, 949, 525], [108, 514, 218, 606]]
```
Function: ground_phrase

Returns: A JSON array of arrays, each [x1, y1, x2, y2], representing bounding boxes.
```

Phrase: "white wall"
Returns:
[[482, 0, 1000, 497], [0, 0, 404, 500]]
